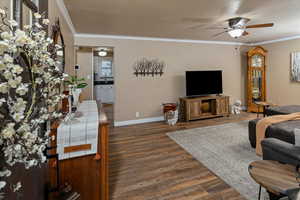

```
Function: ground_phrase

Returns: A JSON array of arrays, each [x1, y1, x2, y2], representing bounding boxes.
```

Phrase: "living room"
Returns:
[[1, 0, 300, 200]]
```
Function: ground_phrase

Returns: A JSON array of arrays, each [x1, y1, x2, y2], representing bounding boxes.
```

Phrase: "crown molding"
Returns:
[[75, 33, 246, 46], [73, 32, 300, 47], [55, 0, 76, 34], [250, 35, 300, 46], [76, 33, 300, 46]]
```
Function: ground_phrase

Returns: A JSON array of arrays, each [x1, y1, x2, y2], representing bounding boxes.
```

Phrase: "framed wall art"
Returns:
[[291, 52, 300, 82]]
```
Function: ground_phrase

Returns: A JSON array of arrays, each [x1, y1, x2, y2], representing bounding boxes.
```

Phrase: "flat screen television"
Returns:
[[186, 70, 223, 96]]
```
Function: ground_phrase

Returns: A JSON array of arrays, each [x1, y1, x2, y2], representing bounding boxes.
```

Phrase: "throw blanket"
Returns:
[[256, 112, 300, 156]]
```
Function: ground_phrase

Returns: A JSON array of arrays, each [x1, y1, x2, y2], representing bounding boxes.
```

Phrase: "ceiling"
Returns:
[[63, 0, 300, 43]]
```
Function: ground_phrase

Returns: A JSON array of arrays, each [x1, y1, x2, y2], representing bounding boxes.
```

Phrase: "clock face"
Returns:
[[251, 54, 263, 67]]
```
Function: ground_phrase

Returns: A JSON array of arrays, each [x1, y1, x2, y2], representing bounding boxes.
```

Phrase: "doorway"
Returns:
[[93, 47, 114, 124]]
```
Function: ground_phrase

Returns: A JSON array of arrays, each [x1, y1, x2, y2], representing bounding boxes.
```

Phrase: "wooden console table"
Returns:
[[179, 95, 230, 122], [48, 102, 109, 200]]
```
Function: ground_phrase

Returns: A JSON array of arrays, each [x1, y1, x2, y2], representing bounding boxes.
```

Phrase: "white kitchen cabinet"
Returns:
[[95, 85, 114, 103], [95, 85, 101, 101]]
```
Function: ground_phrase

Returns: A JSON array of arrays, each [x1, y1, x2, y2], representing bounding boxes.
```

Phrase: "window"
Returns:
[[101, 59, 113, 77]]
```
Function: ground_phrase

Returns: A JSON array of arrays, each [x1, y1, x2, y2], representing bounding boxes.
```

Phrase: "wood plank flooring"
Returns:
[[109, 112, 257, 200]]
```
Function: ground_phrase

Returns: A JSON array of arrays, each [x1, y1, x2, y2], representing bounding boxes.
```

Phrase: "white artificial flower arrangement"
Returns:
[[0, 8, 68, 197]]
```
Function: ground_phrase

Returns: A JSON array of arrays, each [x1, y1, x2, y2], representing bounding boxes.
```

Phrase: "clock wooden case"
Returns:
[[247, 46, 267, 112]]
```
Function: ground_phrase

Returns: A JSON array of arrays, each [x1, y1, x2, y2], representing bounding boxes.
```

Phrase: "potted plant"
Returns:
[[65, 75, 88, 106]]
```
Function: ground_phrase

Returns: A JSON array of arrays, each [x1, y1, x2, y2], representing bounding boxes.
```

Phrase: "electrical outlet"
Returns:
[[135, 112, 140, 118]]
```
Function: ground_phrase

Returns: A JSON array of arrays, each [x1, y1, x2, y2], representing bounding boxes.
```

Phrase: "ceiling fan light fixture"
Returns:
[[228, 29, 244, 38], [98, 50, 107, 57]]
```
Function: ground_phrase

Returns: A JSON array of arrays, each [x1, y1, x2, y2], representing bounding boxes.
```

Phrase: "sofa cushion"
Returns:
[[294, 128, 300, 146], [248, 119, 298, 148], [265, 105, 300, 116], [262, 138, 300, 166], [248, 119, 259, 148]]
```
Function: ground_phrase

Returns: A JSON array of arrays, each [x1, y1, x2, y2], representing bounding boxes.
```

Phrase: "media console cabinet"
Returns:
[[179, 95, 230, 122]]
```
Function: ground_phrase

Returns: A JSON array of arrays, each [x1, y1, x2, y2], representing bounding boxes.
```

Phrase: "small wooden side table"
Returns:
[[254, 101, 275, 117], [249, 160, 299, 200]]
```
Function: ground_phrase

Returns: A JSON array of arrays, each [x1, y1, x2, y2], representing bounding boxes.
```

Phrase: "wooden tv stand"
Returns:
[[179, 95, 230, 122]]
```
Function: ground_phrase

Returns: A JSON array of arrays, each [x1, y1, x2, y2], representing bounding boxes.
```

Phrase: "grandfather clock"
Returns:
[[247, 46, 267, 112]]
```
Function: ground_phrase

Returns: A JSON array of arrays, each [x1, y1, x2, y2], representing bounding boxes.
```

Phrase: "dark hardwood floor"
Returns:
[[109, 112, 257, 200]]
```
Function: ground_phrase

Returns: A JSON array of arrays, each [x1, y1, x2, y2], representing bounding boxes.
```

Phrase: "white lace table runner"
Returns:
[[57, 100, 99, 160]]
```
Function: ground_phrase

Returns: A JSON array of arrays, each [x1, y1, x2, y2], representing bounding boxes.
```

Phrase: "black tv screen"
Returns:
[[186, 71, 223, 96]]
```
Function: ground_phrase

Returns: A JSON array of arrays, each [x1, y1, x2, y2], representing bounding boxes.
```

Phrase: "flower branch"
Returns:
[[0, 8, 68, 197]]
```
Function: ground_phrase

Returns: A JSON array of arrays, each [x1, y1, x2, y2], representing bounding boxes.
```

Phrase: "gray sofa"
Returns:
[[264, 105, 300, 116], [249, 105, 300, 199], [248, 105, 300, 148], [248, 119, 298, 148], [262, 138, 300, 166]]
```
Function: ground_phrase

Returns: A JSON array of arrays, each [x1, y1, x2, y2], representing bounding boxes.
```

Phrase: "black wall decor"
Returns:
[[133, 58, 165, 77]]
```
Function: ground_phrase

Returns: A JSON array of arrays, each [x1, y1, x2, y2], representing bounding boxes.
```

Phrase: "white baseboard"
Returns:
[[114, 116, 164, 127]]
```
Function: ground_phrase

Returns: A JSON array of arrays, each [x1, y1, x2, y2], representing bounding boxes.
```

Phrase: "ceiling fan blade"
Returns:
[[228, 17, 250, 27], [246, 23, 274, 29], [243, 31, 250, 36], [236, 18, 251, 26], [213, 31, 228, 37]]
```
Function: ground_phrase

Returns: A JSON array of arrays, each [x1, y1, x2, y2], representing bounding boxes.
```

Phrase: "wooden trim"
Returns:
[[99, 105, 109, 200], [100, 122, 109, 200], [64, 144, 91, 153]]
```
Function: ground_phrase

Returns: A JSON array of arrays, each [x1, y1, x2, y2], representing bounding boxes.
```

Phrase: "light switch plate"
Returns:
[[136, 112, 140, 118]]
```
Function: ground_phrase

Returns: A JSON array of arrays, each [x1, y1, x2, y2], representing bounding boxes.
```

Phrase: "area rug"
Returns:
[[167, 121, 267, 200]]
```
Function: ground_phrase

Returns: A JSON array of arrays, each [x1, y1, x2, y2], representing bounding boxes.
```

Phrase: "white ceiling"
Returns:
[[64, 0, 300, 43]]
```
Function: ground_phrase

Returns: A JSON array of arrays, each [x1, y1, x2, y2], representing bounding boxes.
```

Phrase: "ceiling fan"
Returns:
[[212, 17, 274, 38]]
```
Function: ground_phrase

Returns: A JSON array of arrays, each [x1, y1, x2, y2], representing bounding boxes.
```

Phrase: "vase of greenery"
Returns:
[[65, 76, 88, 107]]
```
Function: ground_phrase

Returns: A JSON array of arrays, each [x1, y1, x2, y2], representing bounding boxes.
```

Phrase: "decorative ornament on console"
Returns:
[[231, 100, 242, 114], [71, 88, 82, 106], [162, 103, 178, 126]]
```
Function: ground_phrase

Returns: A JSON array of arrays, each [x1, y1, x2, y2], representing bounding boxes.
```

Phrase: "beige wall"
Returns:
[[76, 37, 248, 122], [77, 48, 94, 100], [0, 0, 11, 19], [262, 39, 300, 105], [48, 0, 75, 75], [0, 0, 10, 9]]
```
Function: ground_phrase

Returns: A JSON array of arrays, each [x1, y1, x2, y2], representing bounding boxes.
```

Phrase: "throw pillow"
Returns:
[[294, 128, 300, 146]]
